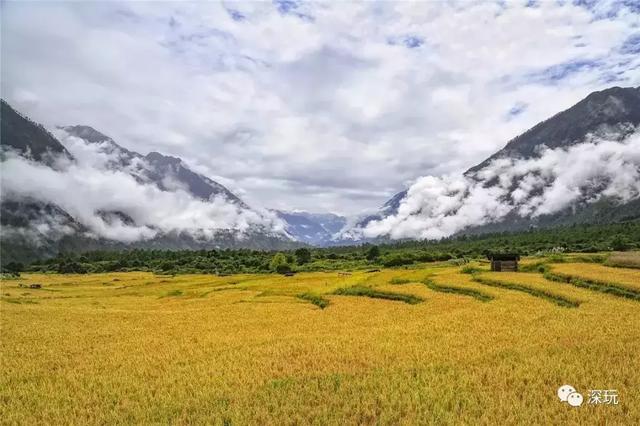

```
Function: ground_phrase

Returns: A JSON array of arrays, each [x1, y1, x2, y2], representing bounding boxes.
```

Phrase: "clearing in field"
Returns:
[[2, 260, 640, 424]]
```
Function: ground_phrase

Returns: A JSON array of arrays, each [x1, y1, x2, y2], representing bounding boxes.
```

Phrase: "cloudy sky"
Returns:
[[2, 0, 640, 215]]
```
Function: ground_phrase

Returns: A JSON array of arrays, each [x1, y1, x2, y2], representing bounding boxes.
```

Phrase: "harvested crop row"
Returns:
[[472, 276, 580, 308], [332, 286, 424, 304], [544, 271, 640, 302], [297, 293, 330, 309], [422, 278, 494, 302], [550, 263, 640, 292]]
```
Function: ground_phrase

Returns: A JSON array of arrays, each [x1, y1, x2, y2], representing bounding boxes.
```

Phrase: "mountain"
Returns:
[[62, 125, 245, 205], [4, 85, 639, 261], [360, 86, 640, 237], [466, 86, 640, 174], [1, 100, 72, 165], [275, 211, 346, 246], [355, 190, 407, 229], [1, 103, 298, 264]]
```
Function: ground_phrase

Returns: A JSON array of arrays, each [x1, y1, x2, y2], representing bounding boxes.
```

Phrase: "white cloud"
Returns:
[[0, 138, 286, 242], [355, 130, 640, 240], [1, 1, 639, 215]]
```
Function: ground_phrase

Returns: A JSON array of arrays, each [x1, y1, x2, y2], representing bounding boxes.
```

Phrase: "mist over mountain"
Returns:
[[1, 100, 72, 165], [348, 86, 640, 240], [2, 86, 640, 263], [1, 104, 300, 263], [61, 125, 246, 206], [466, 86, 640, 174], [275, 211, 347, 246]]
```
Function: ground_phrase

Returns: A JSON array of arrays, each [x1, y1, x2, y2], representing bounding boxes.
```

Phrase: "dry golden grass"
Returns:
[[2, 264, 639, 425], [551, 263, 640, 292], [606, 251, 640, 269]]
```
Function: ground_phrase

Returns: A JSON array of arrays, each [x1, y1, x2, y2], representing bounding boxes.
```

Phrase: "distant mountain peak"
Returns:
[[60, 125, 111, 143], [1, 99, 72, 164], [1, 101, 298, 262], [61, 125, 139, 160], [275, 210, 347, 246], [363, 85, 640, 238], [60, 125, 245, 205], [466, 85, 640, 174], [145, 151, 182, 165]]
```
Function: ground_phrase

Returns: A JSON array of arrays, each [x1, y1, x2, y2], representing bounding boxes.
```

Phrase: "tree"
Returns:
[[381, 253, 414, 267], [2, 261, 24, 276], [294, 248, 312, 265], [269, 253, 291, 274], [160, 261, 175, 272], [366, 245, 381, 261], [610, 234, 629, 251], [57, 260, 87, 274]]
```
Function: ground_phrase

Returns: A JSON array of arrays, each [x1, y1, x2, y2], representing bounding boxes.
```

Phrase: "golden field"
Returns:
[[552, 262, 640, 291], [2, 261, 640, 425]]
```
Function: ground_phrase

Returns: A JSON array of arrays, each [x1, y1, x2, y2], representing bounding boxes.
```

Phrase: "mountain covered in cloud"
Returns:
[[60, 125, 247, 206], [0, 101, 300, 263], [348, 86, 640, 240], [466, 86, 640, 174], [3, 85, 640, 262], [1, 100, 72, 164], [275, 210, 347, 246]]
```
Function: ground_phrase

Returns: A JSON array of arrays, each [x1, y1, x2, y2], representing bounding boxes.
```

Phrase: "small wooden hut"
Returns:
[[487, 253, 520, 272]]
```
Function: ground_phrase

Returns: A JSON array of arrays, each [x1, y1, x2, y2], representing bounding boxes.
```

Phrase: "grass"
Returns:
[[460, 265, 483, 274], [544, 271, 640, 302], [472, 275, 580, 308], [297, 292, 330, 309], [549, 263, 640, 292], [389, 277, 412, 285], [1, 261, 640, 424], [162, 289, 184, 297], [422, 278, 494, 302], [519, 261, 550, 273], [605, 251, 640, 269], [332, 285, 424, 304]]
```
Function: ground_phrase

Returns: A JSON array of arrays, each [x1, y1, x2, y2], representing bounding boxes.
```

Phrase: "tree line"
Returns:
[[3, 222, 638, 276]]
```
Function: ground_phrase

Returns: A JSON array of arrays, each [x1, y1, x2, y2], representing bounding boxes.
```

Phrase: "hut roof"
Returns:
[[486, 253, 520, 261]]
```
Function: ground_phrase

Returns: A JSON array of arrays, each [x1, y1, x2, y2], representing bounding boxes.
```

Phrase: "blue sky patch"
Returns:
[[526, 59, 603, 84], [403, 36, 424, 49], [507, 102, 527, 119], [275, 0, 298, 14], [388, 35, 425, 49], [621, 33, 640, 54], [273, 0, 314, 21], [600, 73, 625, 84], [227, 9, 245, 22]]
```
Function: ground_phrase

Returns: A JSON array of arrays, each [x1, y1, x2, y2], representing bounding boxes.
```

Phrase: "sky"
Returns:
[[2, 0, 640, 216]]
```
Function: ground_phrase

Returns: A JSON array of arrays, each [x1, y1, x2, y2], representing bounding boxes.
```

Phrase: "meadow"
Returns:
[[2, 257, 640, 424]]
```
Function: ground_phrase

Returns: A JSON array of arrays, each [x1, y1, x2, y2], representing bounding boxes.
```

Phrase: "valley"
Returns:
[[2, 256, 639, 424], [2, 86, 640, 265], [3, 2, 640, 424]]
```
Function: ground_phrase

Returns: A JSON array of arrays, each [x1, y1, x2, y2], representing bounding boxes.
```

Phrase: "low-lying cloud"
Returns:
[[1, 136, 286, 242], [355, 130, 640, 240]]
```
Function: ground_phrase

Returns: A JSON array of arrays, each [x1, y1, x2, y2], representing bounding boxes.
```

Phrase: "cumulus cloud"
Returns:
[[356, 131, 640, 240], [0, 137, 286, 242], [2, 1, 639, 214]]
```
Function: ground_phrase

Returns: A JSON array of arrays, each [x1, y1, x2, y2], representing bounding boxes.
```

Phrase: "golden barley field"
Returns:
[[552, 263, 640, 291], [2, 260, 640, 425]]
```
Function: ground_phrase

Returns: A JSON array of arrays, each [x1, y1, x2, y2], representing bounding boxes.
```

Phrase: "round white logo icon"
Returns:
[[557, 385, 576, 402], [567, 391, 584, 407]]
